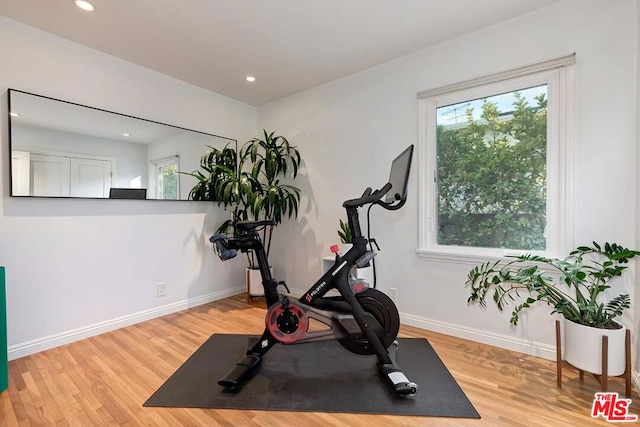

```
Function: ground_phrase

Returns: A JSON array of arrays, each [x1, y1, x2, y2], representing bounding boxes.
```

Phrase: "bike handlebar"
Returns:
[[342, 183, 392, 208]]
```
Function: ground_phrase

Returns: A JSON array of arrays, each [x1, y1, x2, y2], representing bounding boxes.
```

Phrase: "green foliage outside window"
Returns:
[[159, 164, 178, 200], [436, 88, 548, 250]]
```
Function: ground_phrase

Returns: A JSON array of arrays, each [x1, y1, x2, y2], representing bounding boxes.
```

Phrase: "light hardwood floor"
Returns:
[[1, 294, 638, 426]]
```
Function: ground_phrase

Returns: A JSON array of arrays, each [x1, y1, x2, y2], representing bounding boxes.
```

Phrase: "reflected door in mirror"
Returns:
[[26, 153, 113, 198], [30, 153, 70, 197], [70, 157, 112, 198]]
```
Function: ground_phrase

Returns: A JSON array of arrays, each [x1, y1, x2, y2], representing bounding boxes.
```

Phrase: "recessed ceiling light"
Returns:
[[73, 0, 96, 12], [246, 76, 256, 82], [9, 112, 19, 117], [122, 133, 130, 137]]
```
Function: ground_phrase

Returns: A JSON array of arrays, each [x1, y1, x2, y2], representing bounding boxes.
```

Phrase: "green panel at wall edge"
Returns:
[[0, 267, 7, 392]]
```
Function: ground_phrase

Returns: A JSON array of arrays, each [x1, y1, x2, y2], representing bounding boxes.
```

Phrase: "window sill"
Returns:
[[416, 249, 508, 266], [416, 248, 561, 275]]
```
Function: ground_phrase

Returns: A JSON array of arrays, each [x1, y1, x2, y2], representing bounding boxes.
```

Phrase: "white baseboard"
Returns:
[[8, 286, 245, 360], [288, 288, 305, 298], [400, 312, 557, 360]]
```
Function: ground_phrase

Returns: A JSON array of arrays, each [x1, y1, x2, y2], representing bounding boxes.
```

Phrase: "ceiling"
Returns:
[[0, 0, 564, 106]]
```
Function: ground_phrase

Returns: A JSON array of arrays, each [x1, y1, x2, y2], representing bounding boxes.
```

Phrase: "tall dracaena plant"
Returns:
[[241, 130, 302, 258], [185, 132, 303, 266], [184, 143, 261, 234]]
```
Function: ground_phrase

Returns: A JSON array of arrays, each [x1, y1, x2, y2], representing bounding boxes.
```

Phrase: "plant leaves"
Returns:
[[465, 242, 639, 328]]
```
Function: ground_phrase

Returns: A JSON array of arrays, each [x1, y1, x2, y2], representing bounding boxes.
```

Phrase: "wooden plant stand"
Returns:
[[246, 268, 266, 303], [555, 320, 632, 397]]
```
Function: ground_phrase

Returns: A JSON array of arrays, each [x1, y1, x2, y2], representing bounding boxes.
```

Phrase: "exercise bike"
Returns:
[[209, 145, 417, 397]]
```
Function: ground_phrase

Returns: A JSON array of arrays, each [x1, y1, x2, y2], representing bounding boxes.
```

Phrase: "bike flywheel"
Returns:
[[338, 288, 400, 355], [266, 302, 308, 344]]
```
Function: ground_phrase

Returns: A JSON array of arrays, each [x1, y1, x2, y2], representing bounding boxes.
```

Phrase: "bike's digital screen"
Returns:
[[385, 145, 413, 203]]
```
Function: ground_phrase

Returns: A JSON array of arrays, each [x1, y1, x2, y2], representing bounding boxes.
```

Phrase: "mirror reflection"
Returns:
[[8, 89, 236, 200]]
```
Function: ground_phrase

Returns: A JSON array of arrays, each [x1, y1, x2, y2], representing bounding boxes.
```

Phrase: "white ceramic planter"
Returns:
[[563, 318, 626, 376], [246, 267, 273, 296], [340, 243, 353, 255]]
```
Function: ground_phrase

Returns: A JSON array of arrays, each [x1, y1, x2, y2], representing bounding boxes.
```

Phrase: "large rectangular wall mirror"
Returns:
[[7, 89, 236, 200]]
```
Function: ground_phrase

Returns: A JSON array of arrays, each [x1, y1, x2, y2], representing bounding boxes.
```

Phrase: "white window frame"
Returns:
[[152, 155, 180, 200], [417, 55, 575, 264]]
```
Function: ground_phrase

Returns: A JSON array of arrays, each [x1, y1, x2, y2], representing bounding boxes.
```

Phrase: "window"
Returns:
[[417, 55, 574, 261], [153, 156, 179, 200]]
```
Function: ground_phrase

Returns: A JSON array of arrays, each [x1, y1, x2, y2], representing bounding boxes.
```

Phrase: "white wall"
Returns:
[[0, 16, 257, 358], [259, 0, 639, 362]]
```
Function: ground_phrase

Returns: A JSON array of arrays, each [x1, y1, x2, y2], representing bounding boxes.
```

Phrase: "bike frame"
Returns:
[[216, 202, 412, 394], [214, 144, 416, 396]]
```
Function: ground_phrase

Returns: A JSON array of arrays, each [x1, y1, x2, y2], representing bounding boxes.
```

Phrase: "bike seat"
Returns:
[[236, 220, 276, 232]]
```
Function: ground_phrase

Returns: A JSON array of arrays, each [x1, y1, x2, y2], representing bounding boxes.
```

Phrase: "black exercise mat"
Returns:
[[144, 334, 479, 418]]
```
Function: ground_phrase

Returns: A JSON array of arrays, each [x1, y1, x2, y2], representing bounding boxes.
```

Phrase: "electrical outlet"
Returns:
[[157, 282, 167, 297], [388, 287, 397, 303]]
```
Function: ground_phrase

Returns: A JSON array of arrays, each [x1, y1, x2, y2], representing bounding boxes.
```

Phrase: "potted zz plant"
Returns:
[[466, 242, 640, 376], [184, 130, 302, 296]]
